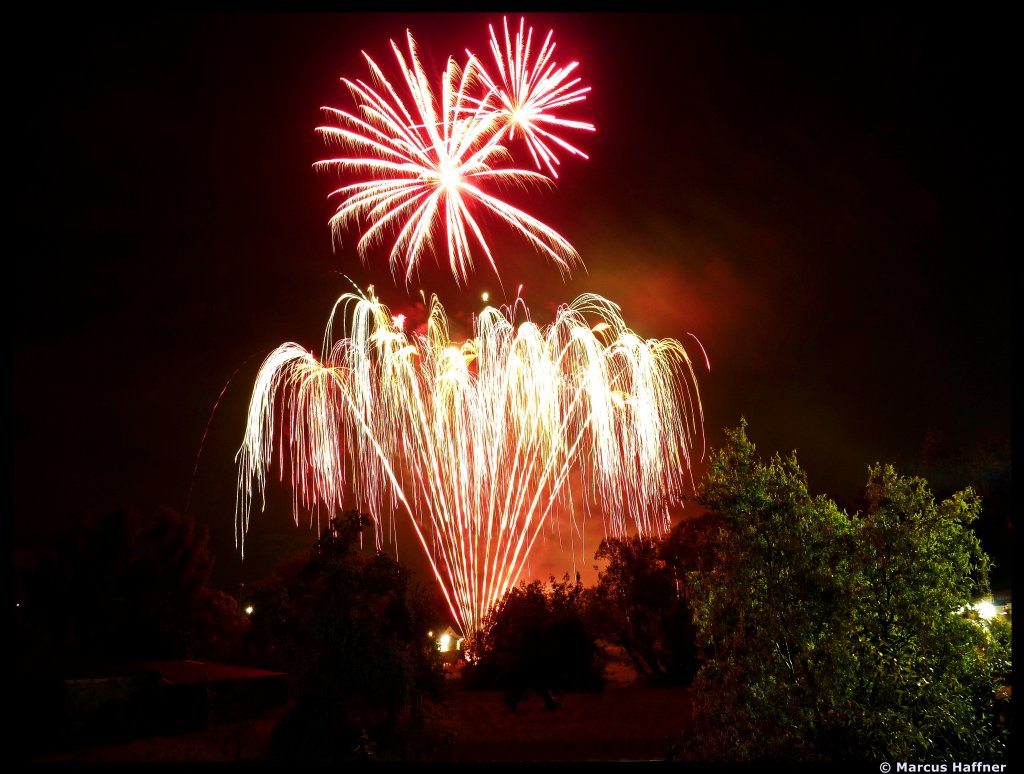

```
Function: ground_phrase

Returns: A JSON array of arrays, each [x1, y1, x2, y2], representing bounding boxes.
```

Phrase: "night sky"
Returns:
[[12, 13, 1011, 593]]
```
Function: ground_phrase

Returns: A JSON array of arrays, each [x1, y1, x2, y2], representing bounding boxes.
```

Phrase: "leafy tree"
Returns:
[[586, 533, 700, 684], [15, 503, 249, 665], [906, 428, 1012, 591], [839, 463, 1010, 761], [468, 573, 605, 710], [680, 420, 1011, 763], [242, 511, 447, 761], [683, 420, 860, 761]]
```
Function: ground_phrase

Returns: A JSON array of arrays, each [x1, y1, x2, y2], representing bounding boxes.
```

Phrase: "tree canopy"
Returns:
[[586, 532, 701, 685], [467, 573, 605, 710], [680, 420, 1011, 763], [15, 503, 248, 664], [243, 511, 448, 761]]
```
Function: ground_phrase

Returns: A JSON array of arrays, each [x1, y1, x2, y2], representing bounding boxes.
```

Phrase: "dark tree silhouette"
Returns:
[[586, 531, 702, 685], [15, 503, 249, 665], [468, 573, 605, 711], [242, 511, 447, 761]]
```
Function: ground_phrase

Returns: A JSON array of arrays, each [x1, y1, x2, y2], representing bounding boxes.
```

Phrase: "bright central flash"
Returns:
[[438, 160, 461, 192], [236, 291, 704, 640], [508, 107, 529, 134]]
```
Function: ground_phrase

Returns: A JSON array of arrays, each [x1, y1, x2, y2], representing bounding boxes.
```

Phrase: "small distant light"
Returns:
[[427, 630, 434, 638], [245, 605, 254, 615], [482, 292, 489, 303]]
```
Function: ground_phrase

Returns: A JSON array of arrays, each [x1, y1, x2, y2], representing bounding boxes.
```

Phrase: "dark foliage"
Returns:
[[14, 503, 249, 665], [241, 511, 448, 761], [465, 573, 605, 711], [585, 527, 706, 685]]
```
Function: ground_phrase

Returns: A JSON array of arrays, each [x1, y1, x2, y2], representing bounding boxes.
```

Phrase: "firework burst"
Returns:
[[473, 16, 595, 178], [315, 30, 582, 287], [236, 289, 704, 638]]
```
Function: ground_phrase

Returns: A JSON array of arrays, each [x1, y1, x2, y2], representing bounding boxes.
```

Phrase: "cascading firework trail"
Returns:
[[236, 289, 704, 638], [314, 19, 592, 287]]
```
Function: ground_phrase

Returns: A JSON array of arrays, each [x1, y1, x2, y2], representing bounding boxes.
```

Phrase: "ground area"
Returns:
[[33, 664, 694, 763], [419, 680, 693, 762]]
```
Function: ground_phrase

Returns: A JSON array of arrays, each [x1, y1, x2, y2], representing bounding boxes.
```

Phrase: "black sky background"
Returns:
[[12, 13, 1011, 592]]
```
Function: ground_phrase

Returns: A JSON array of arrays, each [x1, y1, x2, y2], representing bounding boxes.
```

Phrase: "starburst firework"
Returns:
[[315, 30, 581, 286], [474, 16, 595, 178]]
